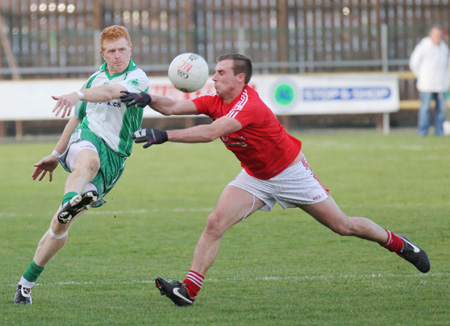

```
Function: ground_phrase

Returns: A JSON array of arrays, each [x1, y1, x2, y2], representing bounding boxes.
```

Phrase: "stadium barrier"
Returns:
[[0, 72, 411, 139]]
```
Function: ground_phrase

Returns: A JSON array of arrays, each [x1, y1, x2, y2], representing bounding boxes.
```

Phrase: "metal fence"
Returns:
[[0, 0, 449, 136], [1, 0, 449, 78]]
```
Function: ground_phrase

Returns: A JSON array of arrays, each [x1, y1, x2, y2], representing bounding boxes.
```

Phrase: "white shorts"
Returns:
[[64, 140, 98, 172], [61, 140, 99, 194], [228, 155, 329, 212]]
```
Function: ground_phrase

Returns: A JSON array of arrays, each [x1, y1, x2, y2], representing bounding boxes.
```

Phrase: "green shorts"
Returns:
[[59, 124, 127, 207]]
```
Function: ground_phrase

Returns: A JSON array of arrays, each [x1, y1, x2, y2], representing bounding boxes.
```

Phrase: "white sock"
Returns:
[[19, 276, 35, 288]]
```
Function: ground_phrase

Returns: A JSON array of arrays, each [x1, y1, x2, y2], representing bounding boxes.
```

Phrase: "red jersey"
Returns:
[[192, 86, 302, 180]]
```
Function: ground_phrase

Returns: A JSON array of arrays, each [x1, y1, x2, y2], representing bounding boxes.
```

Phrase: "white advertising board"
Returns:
[[0, 73, 399, 120], [256, 73, 400, 115]]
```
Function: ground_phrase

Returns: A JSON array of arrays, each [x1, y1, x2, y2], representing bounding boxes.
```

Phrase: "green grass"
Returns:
[[1, 131, 449, 325]]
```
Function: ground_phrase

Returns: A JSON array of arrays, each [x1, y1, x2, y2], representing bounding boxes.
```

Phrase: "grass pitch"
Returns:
[[0, 131, 449, 325]]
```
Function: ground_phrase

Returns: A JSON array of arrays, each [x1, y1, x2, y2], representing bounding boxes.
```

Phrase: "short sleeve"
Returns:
[[118, 69, 149, 93], [192, 94, 217, 117]]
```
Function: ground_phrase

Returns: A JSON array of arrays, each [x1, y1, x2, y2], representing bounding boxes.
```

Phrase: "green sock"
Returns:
[[23, 261, 44, 283], [62, 192, 78, 206]]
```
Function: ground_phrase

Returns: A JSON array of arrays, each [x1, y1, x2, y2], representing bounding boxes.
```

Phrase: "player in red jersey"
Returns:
[[120, 54, 430, 306]]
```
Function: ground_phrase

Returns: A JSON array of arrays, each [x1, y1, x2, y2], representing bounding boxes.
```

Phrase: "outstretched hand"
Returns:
[[120, 91, 152, 108], [52, 92, 80, 118], [132, 128, 168, 148], [32, 155, 59, 182]]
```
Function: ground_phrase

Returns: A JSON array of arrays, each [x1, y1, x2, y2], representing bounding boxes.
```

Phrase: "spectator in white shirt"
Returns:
[[409, 26, 449, 136]]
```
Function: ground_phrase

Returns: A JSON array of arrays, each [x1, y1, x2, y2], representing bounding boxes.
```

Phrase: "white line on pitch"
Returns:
[[0, 207, 214, 218], [5, 272, 446, 288]]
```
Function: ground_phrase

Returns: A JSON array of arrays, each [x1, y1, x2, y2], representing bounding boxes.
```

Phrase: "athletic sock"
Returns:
[[19, 276, 35, 288], [381, 229, 404, 253], [62, 192, 78, 206], [183, 270, 204, 298], [21, 261, 44, 285]]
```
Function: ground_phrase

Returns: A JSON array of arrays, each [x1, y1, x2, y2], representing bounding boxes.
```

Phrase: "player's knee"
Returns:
[[329, 217, 357, 236], [333, 226, 354, 236], [86, 157, 100, 175], [204, 211, 227, 236], [74, 156, 100, 176]]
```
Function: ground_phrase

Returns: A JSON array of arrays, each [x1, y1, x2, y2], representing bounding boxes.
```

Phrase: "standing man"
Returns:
[[409, 25, 449, 136], [121, 54, 430, 307], [14, 25, 149, 305]]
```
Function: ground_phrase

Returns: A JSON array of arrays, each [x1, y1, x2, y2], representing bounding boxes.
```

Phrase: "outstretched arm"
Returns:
[[53, 84, 127, 118], [133, 116, 242, 148], [167, 116, 242, 142], [120, 91, 198, 116], [149, 95, 198, 116], [32, 117, 81, 181]]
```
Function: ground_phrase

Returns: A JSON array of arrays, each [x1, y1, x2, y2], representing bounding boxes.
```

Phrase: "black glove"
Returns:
[[132, 128, 168, 148], [120, 91, 152, 108]]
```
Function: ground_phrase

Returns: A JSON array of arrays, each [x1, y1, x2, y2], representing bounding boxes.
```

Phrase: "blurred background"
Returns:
[[1, 0, 449, 138]]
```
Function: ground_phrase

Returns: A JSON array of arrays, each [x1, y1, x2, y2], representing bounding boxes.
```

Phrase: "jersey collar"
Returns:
[[98, 60, 138, 79]]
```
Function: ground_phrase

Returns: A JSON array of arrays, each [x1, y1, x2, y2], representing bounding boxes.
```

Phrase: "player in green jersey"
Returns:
[[14, 25, 149, 305]]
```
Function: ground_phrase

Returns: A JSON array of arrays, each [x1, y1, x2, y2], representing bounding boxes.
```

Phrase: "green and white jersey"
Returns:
[[74, 60, 149, 157]]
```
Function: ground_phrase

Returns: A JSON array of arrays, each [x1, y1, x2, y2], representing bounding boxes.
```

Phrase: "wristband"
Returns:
[[52, 150, 61, 158], [75, 90, 84, 100]]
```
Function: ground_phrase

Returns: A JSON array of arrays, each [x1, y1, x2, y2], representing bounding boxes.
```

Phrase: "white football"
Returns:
[[168, 53, 209, 93]]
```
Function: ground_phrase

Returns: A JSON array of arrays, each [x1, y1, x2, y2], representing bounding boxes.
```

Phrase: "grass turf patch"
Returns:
[[0, 132, 448, 325]]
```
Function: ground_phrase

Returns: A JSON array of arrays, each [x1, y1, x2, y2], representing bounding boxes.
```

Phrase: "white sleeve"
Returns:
[[409, 43, 424, 76], [118, 69, 149, 93]]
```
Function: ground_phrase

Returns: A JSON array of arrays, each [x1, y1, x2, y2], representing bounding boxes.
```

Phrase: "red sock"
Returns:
[[183, 270, 204, 299], [381, 230, 404, 253]]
